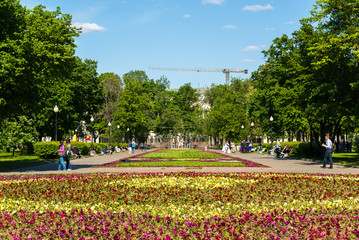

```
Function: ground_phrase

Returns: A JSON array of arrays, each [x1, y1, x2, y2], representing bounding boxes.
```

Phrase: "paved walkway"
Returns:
[[0, 150, 358, 175]]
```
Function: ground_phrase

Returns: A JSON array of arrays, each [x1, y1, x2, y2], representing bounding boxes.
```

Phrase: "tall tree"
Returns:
[[114, 71, 152, 142], [205, 79, 253, 142], [250, 0, 359, 149], [0, 3, 104, 140]]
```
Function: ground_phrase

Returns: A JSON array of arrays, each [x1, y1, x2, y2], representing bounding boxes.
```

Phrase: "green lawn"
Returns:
[[0, 151, 51, 170], [137, 149, 222, 159], [294, 152, 359, 167], [332, 152, 359, 166], [117, 160, 245, 167]]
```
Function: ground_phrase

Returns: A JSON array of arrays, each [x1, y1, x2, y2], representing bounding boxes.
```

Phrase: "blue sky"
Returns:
[[20, 0, 316, 89]]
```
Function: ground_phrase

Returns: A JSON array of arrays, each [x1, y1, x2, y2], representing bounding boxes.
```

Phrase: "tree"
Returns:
[[249, 0, 359, 152], [205, 79, 253, 143], [99, 72, 123, 123], [0, 116, 38, 155], [173, 83, 200, 136], [114, 71, 153, 142], [0, 3, 104, 141]]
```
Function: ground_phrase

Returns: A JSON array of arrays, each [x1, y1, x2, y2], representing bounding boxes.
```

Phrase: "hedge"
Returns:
[[229, 141, 321, 156], [252, 141, 321, 156], [34, 142, 129, 159]]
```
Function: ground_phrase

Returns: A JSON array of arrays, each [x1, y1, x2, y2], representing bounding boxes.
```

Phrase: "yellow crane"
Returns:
[[149, 67, 248, 86]]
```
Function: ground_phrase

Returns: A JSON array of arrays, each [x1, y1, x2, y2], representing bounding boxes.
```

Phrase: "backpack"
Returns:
[[132, 142, 135, 148]]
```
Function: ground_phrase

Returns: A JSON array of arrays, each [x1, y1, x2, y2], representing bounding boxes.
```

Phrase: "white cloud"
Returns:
[[243, 59, 257, 63], [72, 22, 105, 34], [265, 27, 275, 31], [223, 25, 237, 29], [202, 0, 225, 5], [183, 14, 191, 18], [242, 4, 274, 12], [285, 21, 295, 25], [242, 45, 261, 52]]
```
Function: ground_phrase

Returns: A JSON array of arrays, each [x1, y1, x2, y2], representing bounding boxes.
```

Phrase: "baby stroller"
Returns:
[[72, 146, 82, 158]]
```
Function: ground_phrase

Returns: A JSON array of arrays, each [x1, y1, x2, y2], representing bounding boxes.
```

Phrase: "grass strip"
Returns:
[[0, 151, 51, 170], [137, 149, 222, 159]]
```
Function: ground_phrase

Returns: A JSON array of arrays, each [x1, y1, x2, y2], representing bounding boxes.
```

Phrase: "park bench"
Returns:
[[280, 149, 293, 158]]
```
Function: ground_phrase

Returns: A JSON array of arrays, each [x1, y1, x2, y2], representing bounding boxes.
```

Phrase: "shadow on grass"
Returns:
[[285, 153, 359, 167], [0, 159, 53, 171]]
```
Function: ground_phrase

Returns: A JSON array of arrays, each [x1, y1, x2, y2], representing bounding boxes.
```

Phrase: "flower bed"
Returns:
[[97, 149, 269, 168], [0, 172, 359, 239]]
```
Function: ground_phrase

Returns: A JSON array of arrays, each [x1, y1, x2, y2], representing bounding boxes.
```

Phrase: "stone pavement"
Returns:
[[0, 149, 358, 175]]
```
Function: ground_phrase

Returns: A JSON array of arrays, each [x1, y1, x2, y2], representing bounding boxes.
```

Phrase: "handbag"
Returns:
[[59, 151, 66, 157]]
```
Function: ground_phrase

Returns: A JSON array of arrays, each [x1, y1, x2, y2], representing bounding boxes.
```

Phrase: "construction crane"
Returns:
[[149, 67, 248, 86]]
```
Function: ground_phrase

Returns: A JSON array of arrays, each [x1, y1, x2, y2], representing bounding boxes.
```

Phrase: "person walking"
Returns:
[[321, 135, 333, 169], [58, 140, 66, 171], [128, 141, 132, 156], [65, 138, 72, 170], [131, 139, 136, 155], [257, 142, 262, 154], [275, 139, 281, 158]]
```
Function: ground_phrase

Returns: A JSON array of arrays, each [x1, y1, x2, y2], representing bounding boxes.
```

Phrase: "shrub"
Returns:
[[297, 142, 321, 156], [34, 142, 59, 159], [34, 142, 129, 159]]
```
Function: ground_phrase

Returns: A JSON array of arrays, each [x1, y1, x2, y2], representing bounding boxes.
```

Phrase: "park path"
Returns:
[[0, 149, 358, 176]]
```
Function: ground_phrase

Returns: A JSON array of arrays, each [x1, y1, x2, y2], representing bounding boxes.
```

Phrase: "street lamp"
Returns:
[[251, 122, 254, 144], [90, 116, 94, 151], [117, 125, 120, 144], [54, 105, 59, 141], [108, 122, 112, 145], [127, 128, 129, 142], [241, 125, 244, 141], [270, 116, 274, 149]]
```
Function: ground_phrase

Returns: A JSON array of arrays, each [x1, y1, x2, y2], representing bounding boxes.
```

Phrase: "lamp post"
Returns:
[[241, 125, 244, 140], [270, 116, 274, 149], [127, 128, 129, 142], [54, 105, 59, 141], [117, 125, 120, 144], [251, 122, 254, 144], [90, 116, 94, 151], [108, 122, 112, 145]]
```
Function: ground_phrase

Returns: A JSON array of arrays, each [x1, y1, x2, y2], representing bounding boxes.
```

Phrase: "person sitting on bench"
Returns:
[[281, 145, 292, 157], [99, 147, 106, 155], [275, 139, 281, 158], [282, 145, 292, 154], [106, 145, 113, 154]]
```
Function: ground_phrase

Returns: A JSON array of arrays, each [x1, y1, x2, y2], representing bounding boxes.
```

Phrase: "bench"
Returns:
[[258, 147, 266, 154]]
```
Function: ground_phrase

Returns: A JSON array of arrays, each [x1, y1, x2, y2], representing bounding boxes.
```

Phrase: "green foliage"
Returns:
[[99, 72, 122, 122], [0, 3, 103, 140], [114, 71, 173, 142], [353, 135, 359, 152], [139, 149, 222, 159], [34, 142, 59, 159], [250, 0, 359, 145], [34, 141, 128, 158], [0, 116, 38, 155], [205, 79, 253, 141]]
